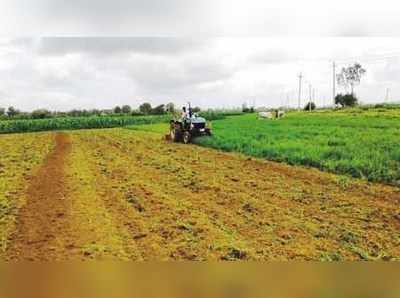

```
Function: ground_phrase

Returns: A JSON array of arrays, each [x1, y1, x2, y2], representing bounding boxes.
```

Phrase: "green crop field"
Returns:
[[194, 108, 400, 185], [0, 115, 171, 134], [0, 111, 240, 134]]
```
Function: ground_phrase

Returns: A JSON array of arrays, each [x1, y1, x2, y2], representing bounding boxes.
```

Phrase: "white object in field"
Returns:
[[259, 112, 273, 119], [278, 110, 285, 118]]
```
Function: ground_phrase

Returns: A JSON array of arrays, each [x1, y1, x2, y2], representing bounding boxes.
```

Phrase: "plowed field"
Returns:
[[1, 129, 399, 260]]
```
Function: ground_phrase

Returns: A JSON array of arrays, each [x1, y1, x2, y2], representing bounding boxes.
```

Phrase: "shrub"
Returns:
[[335, 93, 358, 107], [114, 106, 122, 114], [121, 105, 132, 114], [150, 104, 166, 115], [304, 102, 316, 111], [139, 103, 152, 115], [31, 109, 52, 119], [7, 106, 20, 117]]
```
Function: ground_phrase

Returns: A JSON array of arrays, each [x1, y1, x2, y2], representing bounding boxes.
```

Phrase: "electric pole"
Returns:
[[287, 93, 290, 110], [298, 73, 303, 111], [309, 83, 312, 112], [333, 61, 336, 107], [385, 88, 390, 103]]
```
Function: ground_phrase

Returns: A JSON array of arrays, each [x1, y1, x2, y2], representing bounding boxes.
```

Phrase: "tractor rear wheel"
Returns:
[[183, 131, 191, 144]]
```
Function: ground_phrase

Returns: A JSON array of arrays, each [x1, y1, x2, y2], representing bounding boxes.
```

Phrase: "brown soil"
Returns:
[[4, 128, 400, 260], [6, 133, 73, 261], [68, 129, 400, 260]]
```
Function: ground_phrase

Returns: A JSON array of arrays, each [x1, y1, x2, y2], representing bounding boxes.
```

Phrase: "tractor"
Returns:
[[169, 106, 211, 144]]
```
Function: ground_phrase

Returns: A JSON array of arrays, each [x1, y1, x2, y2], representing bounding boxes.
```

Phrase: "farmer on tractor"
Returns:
[[181, 106, 194, 120], [181, 106, 187, 119]]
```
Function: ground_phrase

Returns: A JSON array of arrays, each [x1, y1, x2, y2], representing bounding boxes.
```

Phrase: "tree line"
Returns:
[[0, 102, 201, 120]]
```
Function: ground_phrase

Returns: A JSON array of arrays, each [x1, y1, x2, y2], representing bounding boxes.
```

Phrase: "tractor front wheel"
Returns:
[[183, 131, 191, 144], [170, 128, 181, 142]]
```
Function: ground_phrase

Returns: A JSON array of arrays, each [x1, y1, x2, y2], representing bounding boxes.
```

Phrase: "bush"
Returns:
[[121, 105, 132, 114], [150, 104, 166, 115], [335, 93, 358, 107], [31, 109, 52, 119], [304, 102, 316, 111], [192, 106, 201, 113], [7, 106, 20, 117], [139, 103, 152, 115], [114, 106, 122, 114]]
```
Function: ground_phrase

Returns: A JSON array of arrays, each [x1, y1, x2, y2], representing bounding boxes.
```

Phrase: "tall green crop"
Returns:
[[0, 115, 171, 134]]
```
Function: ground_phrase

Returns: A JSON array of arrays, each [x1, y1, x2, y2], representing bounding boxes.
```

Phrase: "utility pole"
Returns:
[[286, 93, 290, 110], [332, 61, 336, 107], [385, 88, 390, 103], [309, 83, 312, 112], [298, 73, 303, 111]]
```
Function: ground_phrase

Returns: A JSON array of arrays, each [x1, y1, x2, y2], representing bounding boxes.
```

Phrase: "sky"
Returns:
[[0, 1, 400, 111], [1, 0, 400, 36]]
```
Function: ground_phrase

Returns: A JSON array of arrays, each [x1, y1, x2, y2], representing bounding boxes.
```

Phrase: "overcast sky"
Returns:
[[2, 0, 400, 36], [0, 1, 400, 111], [1, 37, 399, 111]]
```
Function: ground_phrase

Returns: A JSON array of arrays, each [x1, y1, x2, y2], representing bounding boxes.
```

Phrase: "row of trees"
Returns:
[[0, 102, 202, 120]]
